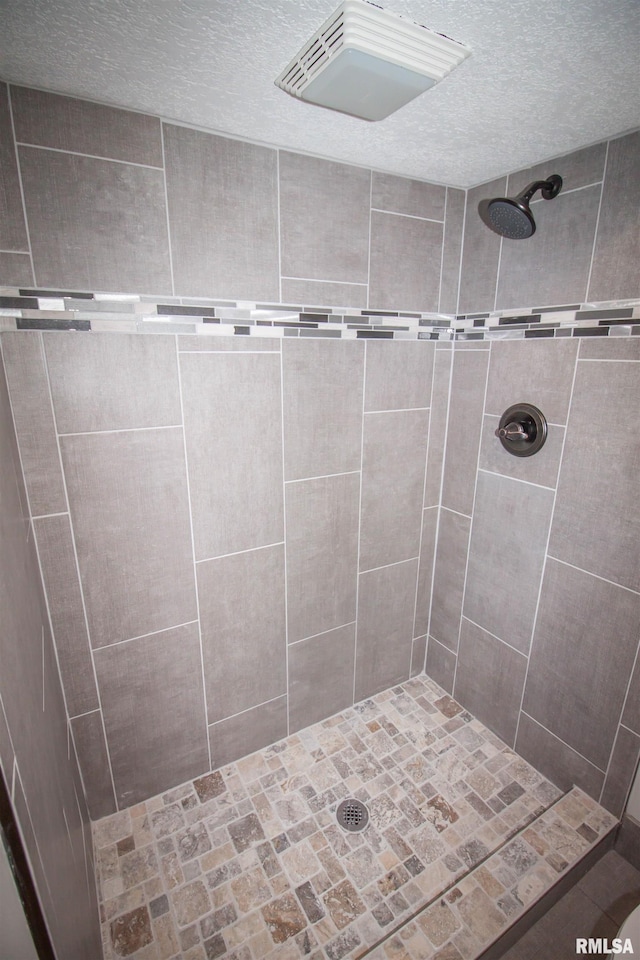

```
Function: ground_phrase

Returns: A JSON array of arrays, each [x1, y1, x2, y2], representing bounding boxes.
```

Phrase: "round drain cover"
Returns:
[[336, 798, 369, 832]]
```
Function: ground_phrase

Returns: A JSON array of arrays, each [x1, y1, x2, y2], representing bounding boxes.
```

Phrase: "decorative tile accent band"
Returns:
[[1, 286, 639, 341]]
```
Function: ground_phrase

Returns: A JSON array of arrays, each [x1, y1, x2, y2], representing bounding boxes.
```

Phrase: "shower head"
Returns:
[[478, 174, 563, 239]]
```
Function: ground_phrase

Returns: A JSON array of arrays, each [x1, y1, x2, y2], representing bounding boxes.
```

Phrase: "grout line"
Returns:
[[174, 337, 212, 772], [620, 721, 640, 737], [288, 621, 357, 647], [93, 619, 200, 650], [353, 343, 367, 704], [359, 556, 419, 576], [39, 336, 120, 812], [15, 140, 164, 171], [208, 692, 287, 728], [61, 806, 76, 864], [41, 624, 45, 712], [603, 637, 640, 807], [494, 234, 504, 313], [364, 406, 430, 415], [280, 347, 290, 737], [477, 467, 556, 492], [284, 470, 360, 485], [411, 344, 436, 669], [579, 357, 640, 363], [69, 707, 101, 722], [31, 510, 68, 520], [585, 141, 609, 301], [0, 248, 31, 254], [455, 188, 468, 316], [520, 711, 606, 773], [370, 207, 444, 225], [7, 88, 36, 286], [437, 187, 448, 314], [545, 555, 640, 596], [58, 423, 182, 438], [276, 150, 282, 304], [366, 170, 373, 309], [195, 541, 285, 565], [13, 763, 59, 929], [461, 615, 529, 659], [281, 275, 368, 287], [159, 122, 176, 297], [451, 345, 491, 698], [178, 350, 281, 355], [513, 346, 580, 750], [440, 504, 472, 520]]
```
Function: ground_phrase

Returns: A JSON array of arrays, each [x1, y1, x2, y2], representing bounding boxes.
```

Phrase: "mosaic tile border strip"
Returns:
[[92, 674, 582, 960], [1, 286, 639, 341], [368, 787, 617, 960]]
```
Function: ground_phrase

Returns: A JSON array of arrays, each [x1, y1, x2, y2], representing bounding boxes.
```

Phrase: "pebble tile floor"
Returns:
[[93, 676, 617, 960]]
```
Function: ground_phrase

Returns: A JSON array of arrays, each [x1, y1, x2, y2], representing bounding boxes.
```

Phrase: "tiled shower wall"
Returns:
[[0, 352, 101, 956], [428, 335, 640, 819], [0, 82, 464, 313], [1, 330, 447, 822]]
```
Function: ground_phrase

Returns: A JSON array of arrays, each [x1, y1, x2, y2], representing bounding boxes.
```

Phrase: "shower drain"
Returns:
[[336, 798, 369, 832]]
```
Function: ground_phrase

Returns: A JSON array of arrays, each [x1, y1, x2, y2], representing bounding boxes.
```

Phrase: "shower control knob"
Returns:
[[495, 403, 547, 458]]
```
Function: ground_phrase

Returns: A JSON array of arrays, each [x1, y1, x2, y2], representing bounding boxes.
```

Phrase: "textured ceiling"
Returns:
[[1, 0, 640, 187]]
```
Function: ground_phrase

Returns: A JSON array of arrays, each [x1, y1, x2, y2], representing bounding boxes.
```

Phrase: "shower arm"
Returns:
[[516, 175, 563, 204]]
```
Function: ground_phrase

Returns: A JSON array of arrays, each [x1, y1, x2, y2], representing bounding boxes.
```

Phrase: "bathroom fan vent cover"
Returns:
[[275, 0, 470, 121]]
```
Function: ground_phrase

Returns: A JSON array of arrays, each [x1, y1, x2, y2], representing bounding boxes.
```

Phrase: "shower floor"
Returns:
[[93, 676, 616, 960]]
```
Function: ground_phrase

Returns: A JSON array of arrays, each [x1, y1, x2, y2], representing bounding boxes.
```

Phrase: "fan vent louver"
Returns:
[[275, 0, 470, 121]]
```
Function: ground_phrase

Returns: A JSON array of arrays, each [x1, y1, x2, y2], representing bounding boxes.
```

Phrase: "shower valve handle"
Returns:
[[495, 421, 529, 441]]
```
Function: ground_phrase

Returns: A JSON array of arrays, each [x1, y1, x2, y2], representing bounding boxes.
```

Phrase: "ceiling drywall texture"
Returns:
[[1, 0, 640, 187]]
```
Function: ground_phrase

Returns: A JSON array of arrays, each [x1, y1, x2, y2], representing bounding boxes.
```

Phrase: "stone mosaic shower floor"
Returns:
[[93, 676, 617, 960]]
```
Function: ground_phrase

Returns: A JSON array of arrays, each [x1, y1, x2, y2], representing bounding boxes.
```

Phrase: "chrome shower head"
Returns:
[[478, 174, 563, 239]]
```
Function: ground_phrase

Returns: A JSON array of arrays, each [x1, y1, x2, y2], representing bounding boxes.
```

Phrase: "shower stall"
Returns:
[[0, 83, 638, 960]]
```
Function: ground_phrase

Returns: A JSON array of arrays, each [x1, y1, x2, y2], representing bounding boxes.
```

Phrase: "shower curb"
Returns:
[[358, 786, 618, 960]]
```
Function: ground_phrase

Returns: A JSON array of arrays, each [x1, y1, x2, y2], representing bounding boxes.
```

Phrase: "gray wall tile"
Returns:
[[11, 86, 163, 167], [364, 340, 434, 412], [0, 347, 100, 957], [496, 186, 601, 309], [44, 332, 181, 433], [279, 151, 370, 284], [439, 187, 465, 314], [280, 278, 367, 309], [0, 251, 33, 285], [71, 711, 116, 819], [600, 726, 640, 818], [61, 428, 197, 647], [479, 414, 563, 489], [164, 123, 279, 300], [0, 698, 13, 777], [19, 146, 172, 293], [484, 338, 578, 425], [371, 171, 445, 220], [548, 359, 640, 590], [282, 339, 363, 481], [579, 338, 640, 362], [463, 472, 554, 654], [622, 655, 640, 735], [588, 131, 640, 301], [355, 558, 418, 701], [455, 618, 527, 747], [285, 474, 359, 644], [180, 352, 283, 560], [458, 177, 506, 313], [516, 712, 605, 799], [2, 332, 67, 516], [209, 696, 287, 769], [424, 349, 451, 508], [414, 507, 438, 639], [523, 558, 640, 770], [34, 513, 98, 717], [288, 624, 356, 733], [441, 349, 489, 516], [95, 623, 209, 807], [429, 508, 470, 652], [0, 84, 28, 250], [360, 409, 429, 571], [369, 211, 442, 312], [426, 638, 456, 695], [411, 635, 427, 678], [507, 142, 606, 197], [178, 335, 280, 352], [198, 544, 286, 724]]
